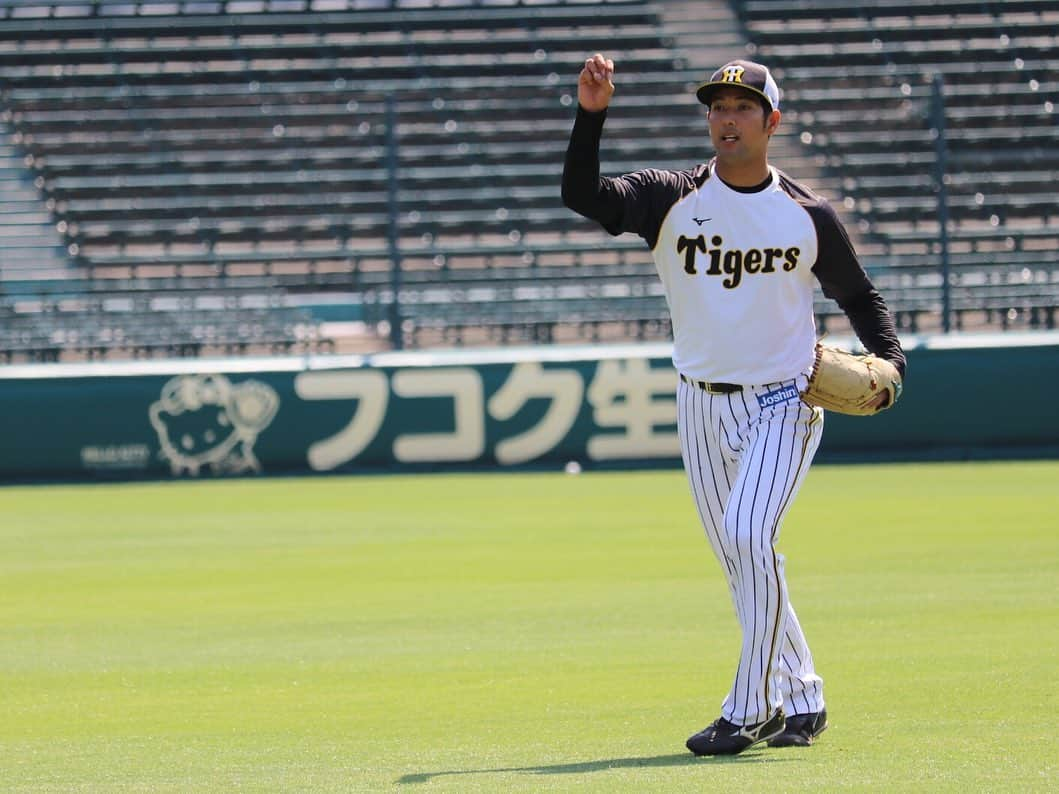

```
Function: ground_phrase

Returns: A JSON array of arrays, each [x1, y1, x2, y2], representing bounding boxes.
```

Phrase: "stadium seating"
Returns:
[[0, 0, 696, 358], [0, 0, 1056, 360]]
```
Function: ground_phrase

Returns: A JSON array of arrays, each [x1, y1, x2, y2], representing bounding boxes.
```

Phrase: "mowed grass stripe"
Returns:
[[1, 462, 1056, 792]]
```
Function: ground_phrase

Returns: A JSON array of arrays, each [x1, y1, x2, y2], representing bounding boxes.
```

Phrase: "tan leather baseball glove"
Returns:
[[801, 343, 903, 416]]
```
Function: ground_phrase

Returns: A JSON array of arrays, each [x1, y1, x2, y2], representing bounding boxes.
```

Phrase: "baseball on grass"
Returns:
[[564, 460, 582, 475]]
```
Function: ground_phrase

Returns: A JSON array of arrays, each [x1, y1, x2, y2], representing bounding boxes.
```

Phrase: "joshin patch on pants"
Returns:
[[757, 383, 800, 410]]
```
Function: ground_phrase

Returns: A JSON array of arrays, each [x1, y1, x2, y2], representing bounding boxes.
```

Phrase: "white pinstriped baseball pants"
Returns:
[[677, 374, 826, 726]]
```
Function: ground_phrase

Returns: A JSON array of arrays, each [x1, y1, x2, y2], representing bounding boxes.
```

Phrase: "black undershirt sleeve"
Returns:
[[808, 202, 907, 378], [561, 106, 624, 234], [561, 105, 679, 248]]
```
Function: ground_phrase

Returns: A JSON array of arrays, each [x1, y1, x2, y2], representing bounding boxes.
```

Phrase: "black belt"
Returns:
[[679, 374, 742, 394]]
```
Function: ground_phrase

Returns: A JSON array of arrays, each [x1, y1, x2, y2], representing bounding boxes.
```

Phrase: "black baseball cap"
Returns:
[[696, 60, 781, 112]]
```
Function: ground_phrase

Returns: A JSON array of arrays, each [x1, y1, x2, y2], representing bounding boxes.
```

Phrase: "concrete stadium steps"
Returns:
[[652, 0, 747, 71], [0, 124, 72, 280], [654, 0, 857, 237]]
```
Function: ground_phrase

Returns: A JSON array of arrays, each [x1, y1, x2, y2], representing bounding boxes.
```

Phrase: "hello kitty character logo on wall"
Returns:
[[149, 374, 279, 476]]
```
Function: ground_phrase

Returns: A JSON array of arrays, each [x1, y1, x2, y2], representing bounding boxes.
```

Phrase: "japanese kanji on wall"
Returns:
[[0, 351, 683, 481], [291, 356, 680, 471]]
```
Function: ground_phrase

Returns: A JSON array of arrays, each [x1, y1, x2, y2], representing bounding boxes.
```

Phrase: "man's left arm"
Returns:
[[808, 201, 907, 378]]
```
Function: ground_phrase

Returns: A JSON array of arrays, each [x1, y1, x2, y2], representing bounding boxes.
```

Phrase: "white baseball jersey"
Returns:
[[561, 107, 905, 384], [651, 167, 818, 384]]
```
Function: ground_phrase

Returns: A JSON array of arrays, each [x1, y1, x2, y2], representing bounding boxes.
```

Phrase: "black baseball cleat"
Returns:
[[685, 710, 785, 756], [767, 708, 829, 747]]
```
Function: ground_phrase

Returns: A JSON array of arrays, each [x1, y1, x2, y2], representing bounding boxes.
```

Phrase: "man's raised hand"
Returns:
[[578, 53, 615, 112]]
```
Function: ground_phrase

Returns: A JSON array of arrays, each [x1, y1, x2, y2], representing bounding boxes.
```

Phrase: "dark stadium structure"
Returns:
[[0, 0, 1055, 361]]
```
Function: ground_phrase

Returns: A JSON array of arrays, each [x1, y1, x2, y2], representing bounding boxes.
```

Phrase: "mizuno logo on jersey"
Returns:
[[676, 233, 801, 289]]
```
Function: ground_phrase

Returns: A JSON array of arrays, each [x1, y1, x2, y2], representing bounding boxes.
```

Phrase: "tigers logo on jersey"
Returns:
[[676, 233, 801, 289], [720, 65, 745, 84]]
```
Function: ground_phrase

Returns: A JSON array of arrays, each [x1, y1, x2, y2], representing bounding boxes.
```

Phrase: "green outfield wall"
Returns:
[[1, 334, 1056, 482]]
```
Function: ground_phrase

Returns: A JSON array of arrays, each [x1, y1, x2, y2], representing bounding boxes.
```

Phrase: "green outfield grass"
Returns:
[[2, 461, 1057, 792]]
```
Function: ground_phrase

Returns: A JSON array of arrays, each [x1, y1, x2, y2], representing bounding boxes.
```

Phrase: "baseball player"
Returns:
[[562, 55, 906, 755]]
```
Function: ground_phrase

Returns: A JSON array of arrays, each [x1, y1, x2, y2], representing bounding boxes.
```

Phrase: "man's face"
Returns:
[[707, 86, 779, 167]]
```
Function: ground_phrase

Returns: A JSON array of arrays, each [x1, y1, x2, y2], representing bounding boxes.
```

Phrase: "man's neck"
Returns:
[[713, 160, 771, 188]]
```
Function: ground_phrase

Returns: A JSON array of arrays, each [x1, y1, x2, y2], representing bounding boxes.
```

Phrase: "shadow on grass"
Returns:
[[397, 750, 791, 785]]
